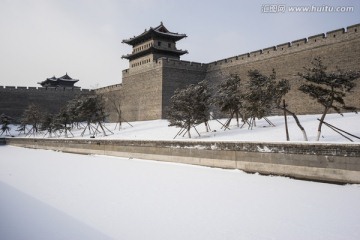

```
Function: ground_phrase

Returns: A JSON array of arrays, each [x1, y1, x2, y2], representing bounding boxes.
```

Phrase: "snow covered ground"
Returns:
[[4, 112, 360, 143], [1, 146, 360, 240], [1, 113, 359, 239]]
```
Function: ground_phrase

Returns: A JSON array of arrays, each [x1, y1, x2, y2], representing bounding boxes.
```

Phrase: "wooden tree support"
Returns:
[[114, 117, 133, 130], [263, 117, 276, 127], [318, 119, 360, 142], [0, 129, 12, 137]]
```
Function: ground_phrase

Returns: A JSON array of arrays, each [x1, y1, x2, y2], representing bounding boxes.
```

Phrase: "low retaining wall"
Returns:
[[4, 138, 360, 184]]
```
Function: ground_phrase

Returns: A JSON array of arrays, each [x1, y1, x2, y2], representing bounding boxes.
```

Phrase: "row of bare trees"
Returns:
[[14, 95, 113, 138], [167, 57, 360, 140]]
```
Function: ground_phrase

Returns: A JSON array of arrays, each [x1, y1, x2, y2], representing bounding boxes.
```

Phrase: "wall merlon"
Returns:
[[263, 46, 277, 54], [347, 24, 360, 33], [277, 42, 291, 50], [308, 33, 325, 42], [327, 28, 345, 37], [249, 50, 262, 57], [95, 84, 123, 94], [238, 53, 250, 59], [189, 62, 205, 67], [81, 89, 93, 92], [161, 58, 207, 70], [5, 86, 16, 89], [292, 38, 307, 46], [226, 56, 238, 63]]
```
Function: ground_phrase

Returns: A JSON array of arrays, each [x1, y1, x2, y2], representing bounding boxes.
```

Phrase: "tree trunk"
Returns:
[[99, 122, 107, 136], [316, 107, 329, 141], [235, 111, 239, 127], [117, 109, 122, 131], [226, 111, 235, 128], [118, 116, 122, 131], [277, 105, 308, 141], [64, 123, 68, 138], [187, 124, 191, 138]]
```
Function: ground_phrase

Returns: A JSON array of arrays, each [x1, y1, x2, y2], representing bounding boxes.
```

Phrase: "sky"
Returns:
[[0, 0, 359, 89]]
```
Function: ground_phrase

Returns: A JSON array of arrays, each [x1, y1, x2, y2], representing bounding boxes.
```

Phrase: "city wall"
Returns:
[[95, 84, 123, 122], [161, 58, 208, 118], [103, 23, 360, 121], [4, 137, 360, 184], [0, 86, 93, 121], [1, 24, 359, 122], [118, 59, 210, 121], [121, 62, 163, 120], [204, 24, 360, 115]]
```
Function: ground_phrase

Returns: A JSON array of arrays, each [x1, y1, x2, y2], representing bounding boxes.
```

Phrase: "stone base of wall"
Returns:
[[4, 138, 360, 184]]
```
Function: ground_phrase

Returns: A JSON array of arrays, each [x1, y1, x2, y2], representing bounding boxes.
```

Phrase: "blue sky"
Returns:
[[0, 0, 359, 89]]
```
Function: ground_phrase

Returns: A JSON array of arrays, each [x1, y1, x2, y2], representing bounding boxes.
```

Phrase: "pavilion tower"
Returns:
[[122, 22, 188, 68]]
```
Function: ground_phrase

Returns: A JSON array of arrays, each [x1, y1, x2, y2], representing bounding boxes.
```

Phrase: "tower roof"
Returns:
[[38, 73, 79, 87], [122, 22, 187, 46], [58, 73, 78, 82]]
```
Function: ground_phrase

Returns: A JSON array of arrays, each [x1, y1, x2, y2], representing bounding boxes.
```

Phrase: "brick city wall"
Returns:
[[121, 62, 163, 121], [2, 24, 359, 122], [109, 23, 360, 121], [95, 84, 123, 122], [204, 24, 360, 116], [0, 86, 93, 121], [161, 59, 208, 118]]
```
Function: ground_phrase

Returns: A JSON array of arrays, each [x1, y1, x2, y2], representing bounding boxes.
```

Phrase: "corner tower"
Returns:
[[120, 23, 206, 121], [122, 22, 188, 68]]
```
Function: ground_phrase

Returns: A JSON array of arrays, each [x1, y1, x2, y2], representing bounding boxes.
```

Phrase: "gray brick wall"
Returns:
[[1, 24, 359, 122], [0, 87, 93, 121]]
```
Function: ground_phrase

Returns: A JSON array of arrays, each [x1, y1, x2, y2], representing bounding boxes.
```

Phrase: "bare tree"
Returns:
[[167, 80, 211, 138], [105, 92, 123, 130], [213, 74, 245, 128], [19, 104, 43, 137], [299, 57, 360, 141]]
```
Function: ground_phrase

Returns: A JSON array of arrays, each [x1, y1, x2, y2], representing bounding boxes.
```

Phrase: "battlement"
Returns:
[[159, 58, 207, 71], [122, 23, 360, 76], [0, 85, 94, 120], [206, 23, 360, 70], [0, 86, 92, 92], [95, 83, 123, 94]]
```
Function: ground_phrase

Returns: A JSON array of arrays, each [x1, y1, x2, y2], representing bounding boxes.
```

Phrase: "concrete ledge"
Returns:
[[4, 138, 360, 184]]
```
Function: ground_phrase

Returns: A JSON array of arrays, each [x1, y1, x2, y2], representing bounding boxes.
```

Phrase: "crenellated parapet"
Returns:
[[0, 86, 92, 92], [159, 58, 208, 72], [95, 84, 122, 94], [0, 86, 94, 120], [206, 23, 360, 71]]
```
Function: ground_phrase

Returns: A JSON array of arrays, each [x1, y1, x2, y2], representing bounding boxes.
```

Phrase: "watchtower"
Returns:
[[122, 22, 188, 68], [38, 73, 79, 88]]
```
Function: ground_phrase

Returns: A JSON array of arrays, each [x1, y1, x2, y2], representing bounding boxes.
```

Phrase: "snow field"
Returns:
[[5, 113, 360, 143], [1, 146, 360, 240]]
